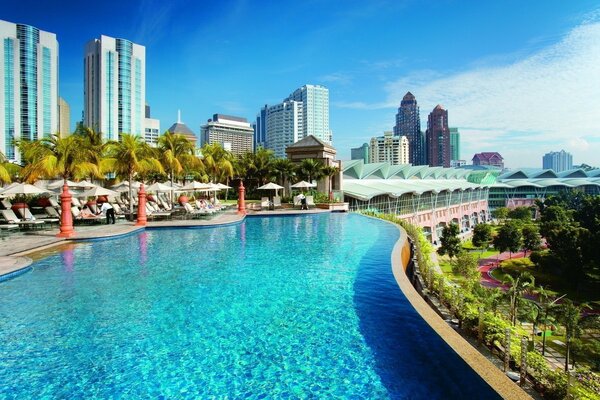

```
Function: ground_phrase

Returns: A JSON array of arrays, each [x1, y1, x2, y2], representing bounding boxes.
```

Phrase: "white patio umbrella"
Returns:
[[291, 180, 316, 189], [257, 182, 284, 197], [146, 182, 174, 192], [0, 182, 20, 195], [181, 181, 212, 191], [79, 186, 119, 198], [47, 179, 85, 190], [111, 180, 142, 190], [0, 183, 50, 196]]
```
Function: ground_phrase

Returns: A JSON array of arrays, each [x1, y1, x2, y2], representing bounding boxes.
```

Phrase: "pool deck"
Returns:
[[0, 208, 329, 276]]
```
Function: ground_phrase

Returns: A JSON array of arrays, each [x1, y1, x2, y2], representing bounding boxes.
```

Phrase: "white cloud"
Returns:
[[381, 20, 600, 168]]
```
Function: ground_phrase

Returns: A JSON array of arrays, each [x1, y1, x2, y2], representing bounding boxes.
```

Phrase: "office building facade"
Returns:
[[369, 131, 409, 165], [201, 114, 254, 156], [542, 150, 573, 172], [286, 84, 331, 144], [265, 101, 303, 158], [0, 20, 58, 161], [449, 127, 460, 162], [351, 143, 370, 164], [84, 35, 145, 141], [426, 105, 451, 167], [394, 92, 426, 165], [254, 104, 268, 151], [144, 118, 160, 147], [58, 97, 70, 137]]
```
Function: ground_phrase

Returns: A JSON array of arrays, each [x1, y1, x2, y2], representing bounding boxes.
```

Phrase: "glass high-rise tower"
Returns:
[[84, 35, 145, 141], [0, 20, 58, 162], [393, 92, 426, 165], [286, 84, 331, 144], [426, 105, 451, 167], [542, 150, 573, 172]]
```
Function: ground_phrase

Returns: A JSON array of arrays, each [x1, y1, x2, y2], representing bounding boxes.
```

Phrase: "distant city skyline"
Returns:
[[2, 1, 599, 168]]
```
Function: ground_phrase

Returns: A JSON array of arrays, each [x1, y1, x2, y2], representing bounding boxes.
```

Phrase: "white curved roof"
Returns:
[[343, 179, 481, 201]]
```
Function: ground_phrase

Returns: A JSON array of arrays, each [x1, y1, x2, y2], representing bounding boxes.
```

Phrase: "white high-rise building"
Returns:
[[369, 131, 409, 165], [286, 84, 331, 144], [84, 35, 145, 141], [0, 20, 58, 161], [265, 100, 304, 158]]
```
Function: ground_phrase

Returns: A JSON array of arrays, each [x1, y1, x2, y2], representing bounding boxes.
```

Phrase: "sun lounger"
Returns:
[[48, 198, 60, 209], [183, 202, 211, 218], [1, 209, 46, 229], [45, 206, 61, 218], [1, 199, 12, 210], [71, 206, 103, 223], [17, 207, 59, 225], [273, 196, 282, 209], [306, 196, 315, 209], [293, 195, 302, 208], [261, 197, 270, 210], [145, 204, 172, 220]]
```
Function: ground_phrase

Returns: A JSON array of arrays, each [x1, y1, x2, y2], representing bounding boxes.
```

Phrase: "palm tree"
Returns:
[[296, 158, 324, 184], [0, 151, 13, 184], [271, 158, 296, 197], [158, 132, 202, 198], [321, 165, 338, 200], [555, 300, 599, 371], [236, 148, 274, 190], [503, 272, 534, 326], [19, 134, 101, 185], [202, 143, 234, 184], [77, 127, 107, 182], [103, 134, 164, 214]]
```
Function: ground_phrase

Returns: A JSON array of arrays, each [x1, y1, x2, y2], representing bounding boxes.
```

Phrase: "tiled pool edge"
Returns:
[[0, 257, 33, 282], [389, 223, 532, 400]]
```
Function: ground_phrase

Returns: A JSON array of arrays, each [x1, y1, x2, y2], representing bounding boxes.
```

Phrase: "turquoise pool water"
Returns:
[[0, 214, 498, 399]]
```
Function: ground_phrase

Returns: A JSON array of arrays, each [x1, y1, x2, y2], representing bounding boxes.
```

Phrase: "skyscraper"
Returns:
[[58, 97, 70, 137], [0, 20, 58, 161], [84, 35, 145, 141], [393, 92, 425, 165], [449, 127, 460, 162], [369, 131, 409, 165], [286, 84, 331, 144], [542, 150, 573, 172], [254, 104, 268, 151], [201, 114, 254, 156], [350, 143, 370, 164], [265, 100, 303, 158], [426, 105, 451, 167]]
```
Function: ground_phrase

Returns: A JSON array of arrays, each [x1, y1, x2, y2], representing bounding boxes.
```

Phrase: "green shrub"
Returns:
[[544, 370, 568, 400]]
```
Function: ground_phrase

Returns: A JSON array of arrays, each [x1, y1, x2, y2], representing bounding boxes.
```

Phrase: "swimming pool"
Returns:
[[0, 213, 498, 398]]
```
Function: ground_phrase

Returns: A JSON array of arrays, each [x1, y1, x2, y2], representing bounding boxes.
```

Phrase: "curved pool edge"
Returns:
[[387, 221, 531, 400]]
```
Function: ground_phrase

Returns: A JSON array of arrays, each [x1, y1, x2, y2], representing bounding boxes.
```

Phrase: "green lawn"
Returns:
[[461, 240, 500, 259]]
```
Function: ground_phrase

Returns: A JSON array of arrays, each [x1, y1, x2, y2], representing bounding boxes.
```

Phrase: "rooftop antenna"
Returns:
[[177, 109, 181, 124]]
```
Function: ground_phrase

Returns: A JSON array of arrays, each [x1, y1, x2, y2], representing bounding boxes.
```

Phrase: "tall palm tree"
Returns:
[[19, 134, 101, 185], [555, 300, 599, 371], [103, 134, 164, 214], [321, 165, 339, 200], [78, 127, 106, 183], [503, 272, 534, 326], [271, 158, 296, 197], [158, 132, 202, 197], [202, 143, 235, 183], [296, 158, 324, 183]]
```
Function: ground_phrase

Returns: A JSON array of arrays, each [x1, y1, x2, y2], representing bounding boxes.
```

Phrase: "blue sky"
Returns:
[[3, 0, 600, 167]]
